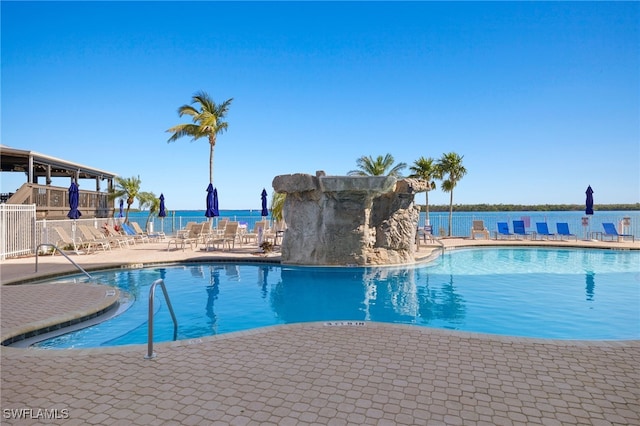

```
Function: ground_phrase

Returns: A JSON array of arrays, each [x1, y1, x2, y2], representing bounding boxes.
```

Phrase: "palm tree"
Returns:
[[110, 176, 142, 224], [409, 156, 438, 225], [166, 91, 233, 185], [270, 192, 286, 223], [137, 191, 159, 232], [435, 152, 467, 236], [348, 154, 406, 177]]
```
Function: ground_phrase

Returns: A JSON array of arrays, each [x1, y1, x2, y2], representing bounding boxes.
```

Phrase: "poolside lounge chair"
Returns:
[[84, 225, 127, 249], [512, 220, 532, 239], [103, 224, 135, 247], [167, 222, 206, 251], [602, 222, 635, 242], [242, 220, 268, 244], [176, 222, 197, 238], [535, 222, 556, 240], [130, 221, 165, 241], [470, 220, 489, 240], [213, 218, 228, 235], [206, 221, 240, 251], [51, 226, 98, 254], [265, 220, 286, 246], [494, 222, 516, 239], [197, 221, 214, 244], [77, 224, 112, 252], [121, 223, 150, 244], [556, 222, 577, 241]]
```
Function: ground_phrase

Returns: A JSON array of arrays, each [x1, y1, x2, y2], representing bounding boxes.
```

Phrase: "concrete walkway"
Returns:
[[1, 238, 639, 425]]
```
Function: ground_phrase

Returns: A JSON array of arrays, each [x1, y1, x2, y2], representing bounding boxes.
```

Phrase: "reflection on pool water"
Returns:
[[36, 248, 639, 348]]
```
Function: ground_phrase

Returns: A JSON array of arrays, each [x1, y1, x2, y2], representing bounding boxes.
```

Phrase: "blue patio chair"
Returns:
[[512, 220, 532, 239], [602, 222, 635, 242], [121, 222, 150, 244], [495, 222, 515, 239], [556, 222, 577, 241], [535, 222, 556, 240]]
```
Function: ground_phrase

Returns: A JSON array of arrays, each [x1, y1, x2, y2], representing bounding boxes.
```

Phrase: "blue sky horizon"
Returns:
[[2, 1, 639, 210]]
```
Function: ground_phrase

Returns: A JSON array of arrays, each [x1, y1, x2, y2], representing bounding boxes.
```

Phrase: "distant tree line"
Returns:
[[419, 203, 640, 212]]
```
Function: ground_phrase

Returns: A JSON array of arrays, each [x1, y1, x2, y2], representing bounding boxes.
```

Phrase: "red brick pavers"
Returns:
[[1, 323, 638, 425], [1, 240, 639, 425], [1, 283, 119, 344]]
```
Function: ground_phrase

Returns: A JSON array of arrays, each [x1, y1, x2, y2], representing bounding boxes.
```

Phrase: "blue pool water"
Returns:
[[36, 248, 639, 348]]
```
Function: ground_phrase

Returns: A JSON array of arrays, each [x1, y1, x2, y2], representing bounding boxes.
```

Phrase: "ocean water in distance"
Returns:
[[127, 210, 640, 238]]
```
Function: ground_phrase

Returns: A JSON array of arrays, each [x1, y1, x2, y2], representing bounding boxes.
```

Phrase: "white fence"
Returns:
[[0, 204, 36, 260], [1, 205, 638, 260], [0, 204, 114, 260]]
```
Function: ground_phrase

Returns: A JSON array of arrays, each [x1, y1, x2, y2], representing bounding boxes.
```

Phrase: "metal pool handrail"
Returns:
[[145, 279, 178, 359], [35, 243, 93, 279]]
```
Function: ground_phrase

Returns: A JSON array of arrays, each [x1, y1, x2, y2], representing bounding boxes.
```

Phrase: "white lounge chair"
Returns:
[[51, 226, 99, 254], [131, 221, 165, 241], [167, 222, 207, 251], [242, 220, 268, 244], [471, 220, 489, 240], [77, 224, 112, 252], [206, 222, 240, 251]]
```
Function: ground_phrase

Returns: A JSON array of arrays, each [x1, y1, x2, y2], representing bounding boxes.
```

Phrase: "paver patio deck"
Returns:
[[1, 238, 639, 425]]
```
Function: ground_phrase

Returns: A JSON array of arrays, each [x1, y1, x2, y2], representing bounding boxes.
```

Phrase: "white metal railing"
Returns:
[[0, 204, 35, 260], [1, 205, 639, 260], [418, 212, 640, 240], [35, 243, 93, 279]]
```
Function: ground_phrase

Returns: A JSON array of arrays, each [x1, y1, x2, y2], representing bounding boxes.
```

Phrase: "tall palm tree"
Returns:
[[137, 191, 159, 232], [270, 192, 286, 223], [348, 154, 406, 177], [110, 176, 142, 224], [166, 91, 233, 185], [409, 156, 438, 225], [436, 152, 467, 236]]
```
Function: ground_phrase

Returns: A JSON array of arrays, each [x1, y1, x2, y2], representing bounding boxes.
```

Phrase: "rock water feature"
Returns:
[[272, 171, 430, 265]]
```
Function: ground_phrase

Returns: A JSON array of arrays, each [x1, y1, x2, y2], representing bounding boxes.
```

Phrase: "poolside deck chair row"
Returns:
[[50, 226, 105, 255], [495, 221, 577, 241], [167, 221, 213, 251], [493, 221, 634, 242]]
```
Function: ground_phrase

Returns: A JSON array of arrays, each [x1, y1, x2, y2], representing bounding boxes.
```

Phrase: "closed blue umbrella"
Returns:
[[67, 182, 81, 219], [261, 188, 269, 218], [158, 194, 166, 218], [213, 188, 219, 217], [585, 185, 594, 215], [118, 199, 124, 218], [205, 184, 219, 218], [158, 193, 166, 233]]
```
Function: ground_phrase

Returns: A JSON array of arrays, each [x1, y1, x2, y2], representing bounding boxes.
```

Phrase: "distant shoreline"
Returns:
[[420, 203, 640, 213], [124, 204, 640, 214]]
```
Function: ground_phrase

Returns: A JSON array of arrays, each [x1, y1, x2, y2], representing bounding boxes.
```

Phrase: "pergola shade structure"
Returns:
[[0, 145, 118, 219]]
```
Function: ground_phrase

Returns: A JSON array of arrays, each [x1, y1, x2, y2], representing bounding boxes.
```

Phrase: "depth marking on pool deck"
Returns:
[[323, 321, 366, 327]]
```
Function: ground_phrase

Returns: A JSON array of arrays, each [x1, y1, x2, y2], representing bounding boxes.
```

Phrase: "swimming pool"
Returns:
[[35, 248, 639, 348]]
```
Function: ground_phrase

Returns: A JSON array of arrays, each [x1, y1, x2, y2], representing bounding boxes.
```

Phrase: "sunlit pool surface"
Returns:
[[35, 248, 639, 348]]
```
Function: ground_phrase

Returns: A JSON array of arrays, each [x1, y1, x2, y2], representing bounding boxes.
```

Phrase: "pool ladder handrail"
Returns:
[[433, 236, 445, 253], [35, 243, 93, 279], [145, 278, 178, 359]]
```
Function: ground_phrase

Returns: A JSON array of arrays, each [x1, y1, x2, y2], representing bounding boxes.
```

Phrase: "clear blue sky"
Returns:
[[2, 1, 639, 210]]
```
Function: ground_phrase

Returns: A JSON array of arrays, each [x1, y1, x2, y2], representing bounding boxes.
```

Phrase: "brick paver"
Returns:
[[1, 239, 639, 425]]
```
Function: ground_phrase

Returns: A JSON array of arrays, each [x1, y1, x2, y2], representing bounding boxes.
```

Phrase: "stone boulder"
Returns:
[[272, 172, 428, 266]]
